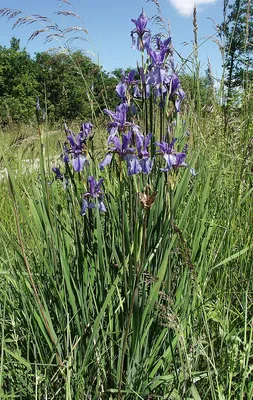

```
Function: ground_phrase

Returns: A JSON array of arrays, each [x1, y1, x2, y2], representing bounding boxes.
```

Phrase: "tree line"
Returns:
[[0, 37, 119, 125]]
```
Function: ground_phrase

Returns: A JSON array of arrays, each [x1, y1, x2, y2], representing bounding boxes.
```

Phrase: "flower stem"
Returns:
[[118, 209, 149, 399], [119, 160, 128, 301]]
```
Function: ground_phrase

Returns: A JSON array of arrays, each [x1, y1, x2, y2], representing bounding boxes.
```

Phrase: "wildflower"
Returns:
[[155, 138, 189, 172], [63, 132, 88, 172], [164, 73, 186, 112], [156, 36, 172, 51], [148, 48, 168, 66], [122, 69, 137, 85], [52, 167, 63, 180], [131, 11, 151, 51], [127, 154, 153, 175], [99, 131, 135, 170], [104, 103, 129, 143], [62, 122, 94, 172], [116, 69, 140, 101], [133, 84, 141, 98], [147, 65, 167, 87], [127, 132, 153, 175], [79, 122, 94, 140], [147, 45, 169, 87], [51, 167, 68, 188], [142, 37, 172, 90], [81, 176, 106, 216], [116, 82, 127, 101]]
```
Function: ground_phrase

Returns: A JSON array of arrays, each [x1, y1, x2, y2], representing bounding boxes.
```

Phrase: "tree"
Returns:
[[0, 38, 38, 124], [221, 0, 253, 96], [35, 51, 118, 122], [0, 39, 119, 125], [10, 37, 20, 52]]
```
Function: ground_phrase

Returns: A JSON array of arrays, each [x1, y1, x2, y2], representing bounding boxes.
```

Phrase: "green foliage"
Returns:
[[0, 38, 38, 124], [221, 0, 253, 95], [0, 39, 119, 125], [35, 51, 118, 122], [180, 73, 215, 111]]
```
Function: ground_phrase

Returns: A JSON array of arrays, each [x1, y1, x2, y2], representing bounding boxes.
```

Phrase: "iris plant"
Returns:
[[116, 70, 140, 101], [131, 11, 186, 112], [51, 167, 68, 188], [104, 103, 130, 143], [52, 167, 63, 180], [155, 138, 195, 174], [81, 176, 106, 216], [147, 42, 171, 87], [165, 73, 186, 112], [99, 131, 135, 170], [127, 132, 153, 175], [131, 11, 151, 51], [156, 36, 172, 51], [62, 123, 93, 172], [99, 130, 153, 176]]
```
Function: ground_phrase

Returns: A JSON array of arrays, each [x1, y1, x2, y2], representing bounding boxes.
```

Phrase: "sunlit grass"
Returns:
[[0, 99, 252, 398]]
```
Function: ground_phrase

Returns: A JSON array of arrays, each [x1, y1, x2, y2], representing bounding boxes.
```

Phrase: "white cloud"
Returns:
[[169, 0, 216, 17]]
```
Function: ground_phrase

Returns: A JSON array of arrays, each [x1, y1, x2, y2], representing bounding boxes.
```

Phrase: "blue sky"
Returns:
[[1, 0, 223, 80]]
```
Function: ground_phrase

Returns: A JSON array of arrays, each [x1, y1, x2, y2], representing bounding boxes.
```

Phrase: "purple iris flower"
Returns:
[[133, 84, 141, 98], [123, 69, 137, 85], [139, 67, 151, 99], [174, 88, 186, 112], [79, 122, 93, 140], [63, 132, 88, 172], [155, 138, 189, 172], [51, 167, 68, 188], [155, 138, 196, 174], [116, 70, 141, 102], [131, 11, 151, 51], [148, 48, 168, 66], [139, 157, 153, 174], [127, 156, 143, 175], [156, 36, 172, 51], [145, 37, 172, 88], [62, 144, 70, 163], [81, 176, 106, 216], [131, 124, 144, 149], [99, 131, 135, 170], [127, 133, 153, 176], [122, 69, 141, 100], [165, 73, 186, 112], [104, 103, 130, 143], [147, 66, 167, 87], [136, 132, 152, 157], [116, 82, 127, 101], [52, 167, 63, 180], [148, 48, 168, 86], [62, 122, 94, 172]]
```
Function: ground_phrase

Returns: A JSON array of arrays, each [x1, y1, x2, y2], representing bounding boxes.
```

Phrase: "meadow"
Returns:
[[0, 2, 252, 399]]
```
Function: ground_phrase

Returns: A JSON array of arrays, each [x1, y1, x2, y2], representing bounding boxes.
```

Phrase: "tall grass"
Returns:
[[0, 2, 252, 399]]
